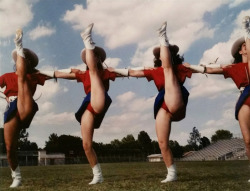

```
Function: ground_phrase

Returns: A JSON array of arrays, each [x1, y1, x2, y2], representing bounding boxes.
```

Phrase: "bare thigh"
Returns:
[[238, 105, 250, 149], [163, 68, 184, 114], [85, 49, 105, 113], [16, 56, 33, 120]]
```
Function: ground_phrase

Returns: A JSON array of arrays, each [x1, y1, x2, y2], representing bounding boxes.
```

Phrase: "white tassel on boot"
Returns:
[[157, 21, 169, 47], [80, 23, 95, 50], [161, 164, 177, 183], [14, 29, 25, 58], [89, 163, 103, 185], [10, 166, 22, 188], [242, 16, 250, 41]]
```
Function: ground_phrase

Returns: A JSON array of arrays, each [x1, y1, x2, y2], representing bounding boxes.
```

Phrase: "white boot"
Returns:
[[14, 29, 25, 58], [113, 68, 129, 76], [10, 166, 22, 188], [157, 21, 169, 47], [161, 164, 177, 183], [80, 23, 95, 50], [242, 16, 250, 41], [89, 163, 103, 185]]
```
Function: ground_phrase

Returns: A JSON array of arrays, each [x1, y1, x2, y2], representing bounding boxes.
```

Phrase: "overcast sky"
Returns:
[[0, 0, 250, 148]]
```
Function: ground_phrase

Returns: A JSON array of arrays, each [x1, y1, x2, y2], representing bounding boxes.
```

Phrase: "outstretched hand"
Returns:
[[183, 62, 191, 68], [71, 69, 81, 73], [106, 67, 115, 72]]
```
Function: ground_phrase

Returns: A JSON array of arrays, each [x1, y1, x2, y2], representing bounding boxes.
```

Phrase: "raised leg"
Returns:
[[81, 110, 103, 184], [242, 16, 250, 74], [14, 29, 34, 121], [157, 22, 184, 115], [155, 108, 177, 183], [81, 24, 105, 114]]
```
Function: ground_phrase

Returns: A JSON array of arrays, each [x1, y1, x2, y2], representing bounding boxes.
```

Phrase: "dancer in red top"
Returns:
[[54, 23, 126, 184], [1, 29, 51, 188], [184, 16, 250, 182], [129, 22, 192, 183]]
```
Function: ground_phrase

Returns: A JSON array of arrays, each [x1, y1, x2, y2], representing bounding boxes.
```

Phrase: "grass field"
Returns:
[[0, 161, 250, 191]]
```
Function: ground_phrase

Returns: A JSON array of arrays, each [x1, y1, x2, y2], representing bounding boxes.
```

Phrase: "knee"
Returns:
[[158, 140, 169, 152], [244, 138, 250, 149], [82, 142, 93, 153]]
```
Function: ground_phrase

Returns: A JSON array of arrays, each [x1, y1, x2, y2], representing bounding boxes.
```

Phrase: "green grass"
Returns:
[[0, 161, 250, 191]]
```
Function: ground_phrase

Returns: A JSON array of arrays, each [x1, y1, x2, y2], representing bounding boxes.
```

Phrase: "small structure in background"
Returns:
[[181, 138, 246, 161], [0, 154, 8, 167], [38, 150, 65, 166], [147, 154, 163, 162], [0, 150, 65, 167]]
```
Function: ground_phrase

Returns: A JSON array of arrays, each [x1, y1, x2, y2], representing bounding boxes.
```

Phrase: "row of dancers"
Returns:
[[1, 15, 250, 188]]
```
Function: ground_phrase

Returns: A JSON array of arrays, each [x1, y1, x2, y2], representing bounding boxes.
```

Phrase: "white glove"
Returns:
[[130, 67, 145, 71], [189, 65, 205, 73], [201, 64, 221, 68], [113, 68, 129, 76], [39, 70, 55, 77]]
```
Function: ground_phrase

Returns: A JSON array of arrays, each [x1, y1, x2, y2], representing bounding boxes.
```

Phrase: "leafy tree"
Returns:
[[187, 127, 201, 151], [110, 139, 121, 148], [151, 140, 160, 154], [17, 129, 38, 151], [19, 129, 28, 142], [19, 139, 38, 151], [182, 144, 194, 153], [137, 131, 152, 155], [200, 136, 210, 149], [120, 134, 140, 156], [121, 134, 136, 144], [169, 140, 183, 158], [45, 134, 83, 156], [45, 133, 59, 153], [58, 135, 82, 155], [211, 130, 233, 143]]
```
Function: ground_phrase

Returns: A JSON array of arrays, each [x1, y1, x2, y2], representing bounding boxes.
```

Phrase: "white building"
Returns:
[[147, 154, 163, 162], [38, 150, 65, 166]]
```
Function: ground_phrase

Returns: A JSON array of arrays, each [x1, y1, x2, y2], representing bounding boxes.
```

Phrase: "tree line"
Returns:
[[0, 127, 233, 162]]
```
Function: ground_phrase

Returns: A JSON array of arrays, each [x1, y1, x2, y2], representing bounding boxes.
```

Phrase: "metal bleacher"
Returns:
[[181, 138, 246, 161]]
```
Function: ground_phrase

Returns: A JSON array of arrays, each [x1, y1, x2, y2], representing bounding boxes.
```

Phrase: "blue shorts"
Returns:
[[4, 99, 39, 129], [154, 86, 189, 119], [235, 85, 250, 120], [75, 92, 112, 129]]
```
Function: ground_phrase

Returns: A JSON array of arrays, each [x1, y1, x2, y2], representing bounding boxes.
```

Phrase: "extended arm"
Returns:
[[183, 63, 224, 74], [54, 70, 76, 80], [106, 67, 129, 77], [128, 67, 147, 77], [39, 68, 78, 80]]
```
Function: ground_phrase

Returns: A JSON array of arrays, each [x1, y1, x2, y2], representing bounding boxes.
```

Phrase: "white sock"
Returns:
[[161, 164, 177, 183], [158, 22, 169, 47], [243, 16, 250, 41], [10, 166, 22, 188], [81, 23, 95, 50], [89, 163, 103, 185], [167, 164, 177, 177], [14, 29, 25, 58]]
